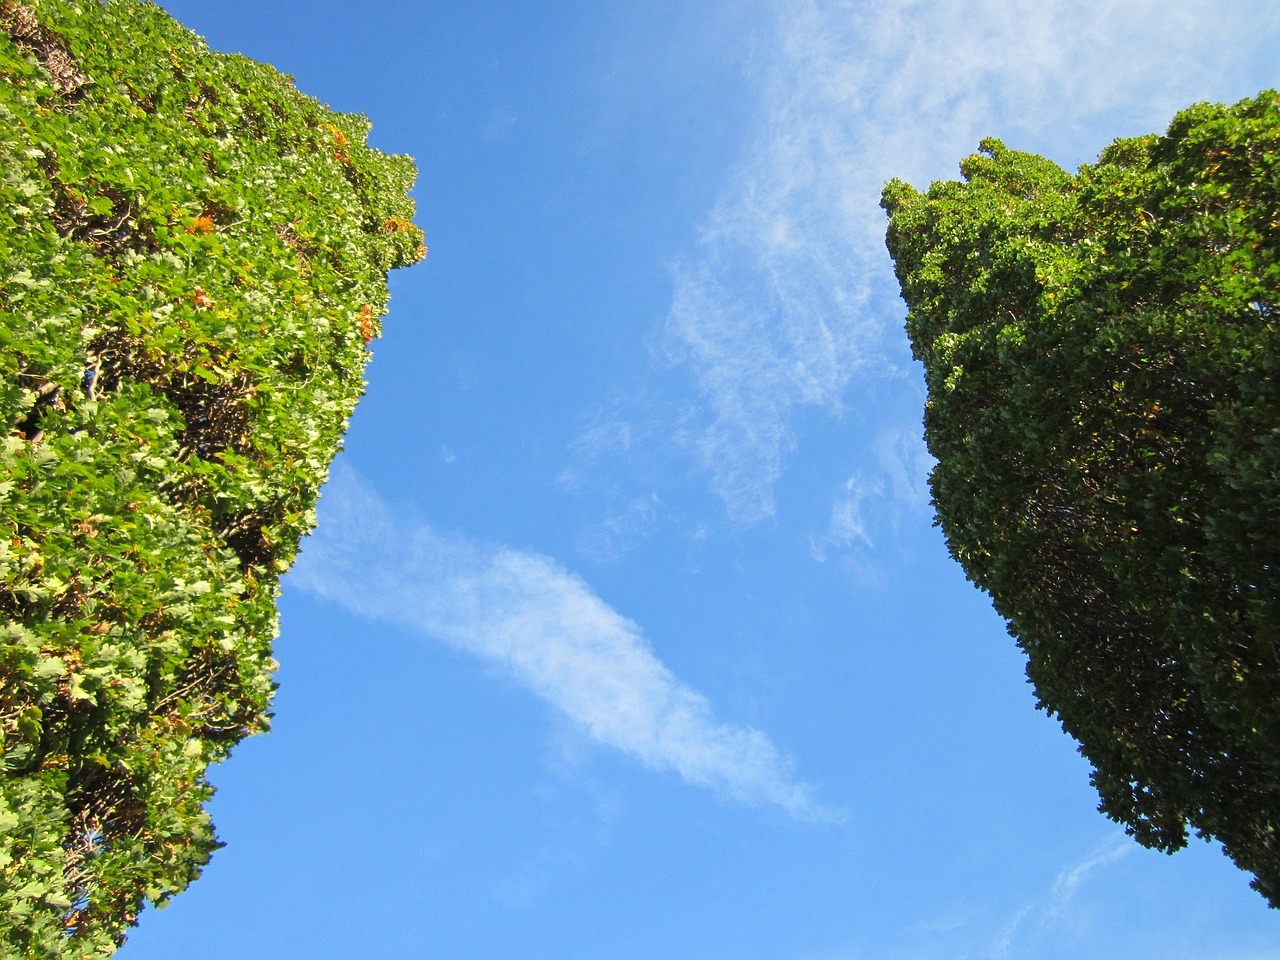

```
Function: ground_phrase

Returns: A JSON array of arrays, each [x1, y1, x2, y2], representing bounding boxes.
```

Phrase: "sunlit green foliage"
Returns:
[[0, 1, 424, 953], [883, 92, 1279, 906]]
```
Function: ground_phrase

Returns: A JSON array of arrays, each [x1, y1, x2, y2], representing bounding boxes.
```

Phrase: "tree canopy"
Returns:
[[0, 1, 424, 953], [882, 92, 1279, 905]]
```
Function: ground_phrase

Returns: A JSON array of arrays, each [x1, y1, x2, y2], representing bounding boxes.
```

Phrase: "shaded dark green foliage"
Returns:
[[883, 92, 1279, 906], [0, 1, 424, 953]]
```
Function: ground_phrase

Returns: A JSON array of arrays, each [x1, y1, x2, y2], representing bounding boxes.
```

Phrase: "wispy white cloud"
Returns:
[[666, 0, 1279, 524], [574, 492, 662, 563], [989, 835, 1133, 958], [872, 428, 933, 516], [810, 427, 933, 562], [809, 474, 879, 562], [290, 465, 841, 823], [1043, 837, 1134, 923]]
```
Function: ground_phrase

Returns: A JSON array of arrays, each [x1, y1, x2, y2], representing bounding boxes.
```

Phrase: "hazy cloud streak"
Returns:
[[667, 0, 1278, 524], [810, 426, 935, 562], [290, 465, 841, 822], [991, 835, 1133, 957]]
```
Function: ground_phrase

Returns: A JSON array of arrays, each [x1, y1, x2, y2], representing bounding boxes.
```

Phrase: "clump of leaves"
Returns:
[[0, 0, 425, 953], [883, 92, 1279, 906]]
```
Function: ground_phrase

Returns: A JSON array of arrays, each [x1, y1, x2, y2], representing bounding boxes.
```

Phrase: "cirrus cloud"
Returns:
[[665, 0, 1278, 524], [290, 464, 842, 822]]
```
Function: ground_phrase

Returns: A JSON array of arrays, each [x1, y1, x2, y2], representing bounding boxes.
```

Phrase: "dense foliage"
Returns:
[[882, 93, 1279, 905], [0, 1, 425, 953]]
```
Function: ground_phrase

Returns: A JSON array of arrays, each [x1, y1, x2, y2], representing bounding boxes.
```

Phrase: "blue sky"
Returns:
[[120, 1, 1280, 957]]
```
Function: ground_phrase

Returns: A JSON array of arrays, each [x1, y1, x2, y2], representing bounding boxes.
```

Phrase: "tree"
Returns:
[[0, 1, 425, 953], [882, 92, 1279, 905]]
